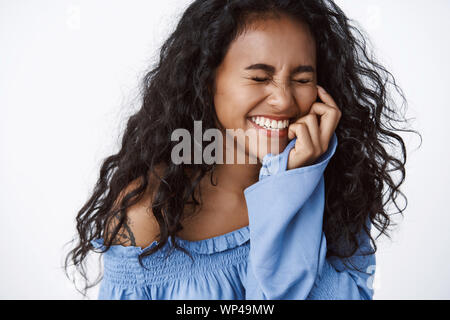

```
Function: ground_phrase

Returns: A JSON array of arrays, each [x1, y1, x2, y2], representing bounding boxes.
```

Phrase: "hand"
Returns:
[[287, 85, 341, 170]]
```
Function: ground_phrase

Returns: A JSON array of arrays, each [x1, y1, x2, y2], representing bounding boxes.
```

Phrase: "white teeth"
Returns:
[[257, 117, 263, 125], [271, 120, 277, 129], [250, 116, 290, 130]]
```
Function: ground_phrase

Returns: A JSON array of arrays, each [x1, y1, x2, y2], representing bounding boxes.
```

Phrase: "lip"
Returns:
[[247, 117, 289, 138]]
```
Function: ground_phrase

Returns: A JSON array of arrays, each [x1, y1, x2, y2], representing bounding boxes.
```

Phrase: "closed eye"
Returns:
[[250, 77, 312, 84], [251, 77, 270, 82], [295, 79, 311, 84]]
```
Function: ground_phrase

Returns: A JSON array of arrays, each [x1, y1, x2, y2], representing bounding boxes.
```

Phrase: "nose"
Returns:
[[266, 80, 295, 111]]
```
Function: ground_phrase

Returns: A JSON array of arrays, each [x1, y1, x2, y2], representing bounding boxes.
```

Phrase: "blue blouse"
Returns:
[[91, 132, 376, 300]]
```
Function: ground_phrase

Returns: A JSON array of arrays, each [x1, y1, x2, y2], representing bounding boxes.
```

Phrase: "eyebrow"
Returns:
[[244, 63, 315, 75]]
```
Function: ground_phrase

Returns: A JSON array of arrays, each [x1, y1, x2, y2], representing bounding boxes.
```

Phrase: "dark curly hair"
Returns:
[[64, 0, 422, 297]]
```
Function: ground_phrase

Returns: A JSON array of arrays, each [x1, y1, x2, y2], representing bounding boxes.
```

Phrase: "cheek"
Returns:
[[214, 85, 263, 127], [295, 87, 318, 115], [214, 88, 235, 128]]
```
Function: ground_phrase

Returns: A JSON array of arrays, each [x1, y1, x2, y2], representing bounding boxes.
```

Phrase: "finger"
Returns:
[[288, 122, 297, 140], [288, 122, 313, 151], [293, 114, 321, 153], [317, 85, 338, 108], [287, 123, 314, 169], [309, 102, 341, 150]]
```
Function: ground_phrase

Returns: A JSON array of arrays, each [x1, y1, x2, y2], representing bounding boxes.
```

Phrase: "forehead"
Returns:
[[223, 15, 316, 69]]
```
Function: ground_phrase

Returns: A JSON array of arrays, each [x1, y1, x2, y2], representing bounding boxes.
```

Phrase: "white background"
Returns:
[[1, 0, 448, 299]]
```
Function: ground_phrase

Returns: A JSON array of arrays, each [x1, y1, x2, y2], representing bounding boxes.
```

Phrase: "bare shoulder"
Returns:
[[104, 165, 166, 248]]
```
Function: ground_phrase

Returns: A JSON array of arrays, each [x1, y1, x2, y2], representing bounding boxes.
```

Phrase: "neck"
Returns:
[[211, 131, 262, 194], [198, 128, 265, 195], [209, 162, 261, 195]]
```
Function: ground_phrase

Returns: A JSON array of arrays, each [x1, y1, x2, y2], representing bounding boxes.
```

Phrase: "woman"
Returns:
[[64, 0, 419, 300]]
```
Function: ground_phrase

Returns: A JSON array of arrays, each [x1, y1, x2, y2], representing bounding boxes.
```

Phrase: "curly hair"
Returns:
[[64, 0, 421, 297]]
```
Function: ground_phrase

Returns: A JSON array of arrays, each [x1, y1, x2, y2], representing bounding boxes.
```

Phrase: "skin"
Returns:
[[107, 13, 341, 245], [214, 15, 318, 163], [177, 14, 341, 241]]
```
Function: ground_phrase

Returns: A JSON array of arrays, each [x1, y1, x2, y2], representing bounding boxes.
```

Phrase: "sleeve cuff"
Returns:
[[259, 133, 338, 181]]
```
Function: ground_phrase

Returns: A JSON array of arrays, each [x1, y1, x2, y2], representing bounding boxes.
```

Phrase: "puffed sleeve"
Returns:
[[243, 133, 376, 300]]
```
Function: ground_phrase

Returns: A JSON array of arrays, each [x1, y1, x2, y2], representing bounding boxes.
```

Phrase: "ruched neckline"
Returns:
[[90, 224, 250, 256]]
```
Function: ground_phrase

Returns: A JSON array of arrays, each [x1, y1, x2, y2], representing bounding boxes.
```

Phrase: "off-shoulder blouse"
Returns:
[[91, 133, 376, 300]]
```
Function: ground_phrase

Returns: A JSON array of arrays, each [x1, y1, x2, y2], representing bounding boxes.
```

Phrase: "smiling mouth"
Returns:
[[248, 116, 292, 131], [247, 116, 292, 138]]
